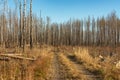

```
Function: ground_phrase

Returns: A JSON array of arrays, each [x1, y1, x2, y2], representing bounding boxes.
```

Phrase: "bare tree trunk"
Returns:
[[30, 0, 33, 49], [92, 18, 95, 46], [3, 0, 7, 48], [23, 0, 26, 52], [0, 15, 3, 46], [19, 0, 22, 48]]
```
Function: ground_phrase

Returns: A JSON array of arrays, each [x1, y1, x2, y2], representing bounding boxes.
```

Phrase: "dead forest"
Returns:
[[0, 0, 120, 80], [0, 0, 120, 49]]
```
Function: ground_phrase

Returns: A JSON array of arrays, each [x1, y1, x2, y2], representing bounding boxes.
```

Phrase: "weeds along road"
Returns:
[[48, 49, 102, 80]]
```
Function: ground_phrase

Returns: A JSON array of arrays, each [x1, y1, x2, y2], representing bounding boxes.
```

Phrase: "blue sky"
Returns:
[[8, 0, 120, 23]]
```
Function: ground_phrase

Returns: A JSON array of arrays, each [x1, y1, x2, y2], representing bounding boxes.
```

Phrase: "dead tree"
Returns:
[[30, 0, 33, 49], [3, 0, 7, 47], [23, 0, 26, 52], [19, 0, 22, 48]]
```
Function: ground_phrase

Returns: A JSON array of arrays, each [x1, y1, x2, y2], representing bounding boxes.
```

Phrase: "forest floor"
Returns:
[[0, 46, 120, 80]]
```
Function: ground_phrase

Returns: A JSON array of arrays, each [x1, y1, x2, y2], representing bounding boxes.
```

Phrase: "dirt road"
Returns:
[[48, 50, 102, 80], [47, 52, 69, 80]]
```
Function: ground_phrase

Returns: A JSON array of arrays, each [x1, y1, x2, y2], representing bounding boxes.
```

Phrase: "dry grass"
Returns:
[[74, 48, 101, 72], [0, 46, 119, 80], [27, 47, 53, 80], [28, 54, 51, 80], [73, 47, 120, 80], [59, 53, 87, 80], [0, 46, 52, 80]]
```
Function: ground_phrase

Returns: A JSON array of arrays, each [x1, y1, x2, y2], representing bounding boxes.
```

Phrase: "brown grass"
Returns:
[[0, 46, 119, 80], [73, 47, 120, 80], [59, 53, 87, 80], [0, 46, 52, 80]]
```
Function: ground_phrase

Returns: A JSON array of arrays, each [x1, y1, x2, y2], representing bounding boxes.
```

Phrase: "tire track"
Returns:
[[48, 52, 68, 80], [66, 54, 102, 80], [48, 49, 101, 80]]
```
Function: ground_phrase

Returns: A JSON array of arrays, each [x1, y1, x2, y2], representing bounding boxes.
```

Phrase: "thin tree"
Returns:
[[19, 0, 22, 48], [23, 0, 26, 52], [30, 0, 33, 49]]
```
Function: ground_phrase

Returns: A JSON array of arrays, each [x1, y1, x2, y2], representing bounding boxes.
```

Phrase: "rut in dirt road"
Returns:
[[48, 51, 102, 80], [67, 55, 102, 80], [48, 52, 68, 80]]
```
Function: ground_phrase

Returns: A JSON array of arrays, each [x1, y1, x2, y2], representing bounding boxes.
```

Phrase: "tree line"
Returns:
[[0, 0, 120, 51]]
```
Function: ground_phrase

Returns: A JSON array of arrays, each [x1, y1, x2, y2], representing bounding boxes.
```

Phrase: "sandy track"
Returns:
[[66, 54, 102, 80], [48, 49, 102, 80], [47, 52, 69, 80]]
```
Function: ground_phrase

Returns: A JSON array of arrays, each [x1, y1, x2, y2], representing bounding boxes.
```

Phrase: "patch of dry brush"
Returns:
[[73, 47, 120, 80], [0, 47, 52, 80]]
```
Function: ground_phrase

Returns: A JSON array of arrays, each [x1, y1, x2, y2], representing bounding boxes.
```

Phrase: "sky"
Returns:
[[8, 0, 120, 23]]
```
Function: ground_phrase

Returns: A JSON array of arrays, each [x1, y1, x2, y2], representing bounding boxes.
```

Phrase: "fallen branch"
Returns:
[[0, 54, 23, 56], [0, 54, 36, 61]]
